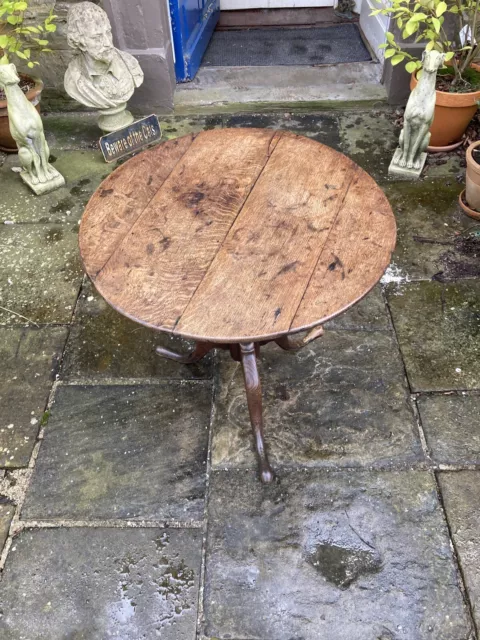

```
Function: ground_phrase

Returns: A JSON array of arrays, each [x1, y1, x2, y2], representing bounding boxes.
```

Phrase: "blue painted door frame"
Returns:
[[169, 0, 220, 82]]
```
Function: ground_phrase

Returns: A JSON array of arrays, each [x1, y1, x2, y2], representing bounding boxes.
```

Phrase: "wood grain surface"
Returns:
[[80, 129, 396, 343]]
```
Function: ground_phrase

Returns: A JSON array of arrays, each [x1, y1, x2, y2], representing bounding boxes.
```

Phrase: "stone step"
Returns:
[[174, 62, 387, 115]]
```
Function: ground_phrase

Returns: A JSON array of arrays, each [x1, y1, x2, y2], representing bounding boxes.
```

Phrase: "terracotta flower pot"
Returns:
[[410, 63, 480, 147], [465, 140, 480, 211], [0, 74, 43, 153]]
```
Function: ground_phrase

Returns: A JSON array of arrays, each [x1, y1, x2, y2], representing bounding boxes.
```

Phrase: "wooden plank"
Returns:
[[291, 167, 396, 329], [79, 135, 194, 276], [93, 128, 283, 331], [175, 132, 357, 341]]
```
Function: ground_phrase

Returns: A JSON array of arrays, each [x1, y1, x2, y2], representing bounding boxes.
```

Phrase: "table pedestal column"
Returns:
[[156, 328, 323, 483]]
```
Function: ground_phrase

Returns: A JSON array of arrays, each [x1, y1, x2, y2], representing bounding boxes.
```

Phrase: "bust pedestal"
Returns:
[[97, 103, 134, 133]]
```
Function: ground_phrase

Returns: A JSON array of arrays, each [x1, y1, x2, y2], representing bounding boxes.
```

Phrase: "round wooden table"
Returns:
[[80, 128, 396, 483]]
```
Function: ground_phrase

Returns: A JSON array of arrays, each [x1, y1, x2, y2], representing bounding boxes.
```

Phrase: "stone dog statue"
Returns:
[[389, 50, 445, 179], [64, 2, 144, 132], [0, 63, 64, 195]]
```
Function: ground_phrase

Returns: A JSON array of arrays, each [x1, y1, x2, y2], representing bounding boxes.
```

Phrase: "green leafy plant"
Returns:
[[371, 0, 480, 88], [0, 0, 57, 69]]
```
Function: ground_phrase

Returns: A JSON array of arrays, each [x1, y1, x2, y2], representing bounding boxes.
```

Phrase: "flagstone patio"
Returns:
[[0, 107, 479, 639]]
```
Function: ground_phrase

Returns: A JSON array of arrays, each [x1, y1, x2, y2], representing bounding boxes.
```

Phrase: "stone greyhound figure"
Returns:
[[0, 63, 64, 193], [396, 50, 445, 170]]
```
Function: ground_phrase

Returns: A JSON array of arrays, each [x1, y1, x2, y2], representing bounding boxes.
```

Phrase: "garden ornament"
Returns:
[[64, 1, 144, 133], [389, 49, 445, 180], [0, 63, 64, 195]]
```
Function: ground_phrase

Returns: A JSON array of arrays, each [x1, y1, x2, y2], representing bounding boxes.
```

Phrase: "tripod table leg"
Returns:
[[155, 341, 214, 363], [239, 342, 274, 484]]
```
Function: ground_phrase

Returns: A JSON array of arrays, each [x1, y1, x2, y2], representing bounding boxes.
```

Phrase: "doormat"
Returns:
[[202, 23, 371, 67]]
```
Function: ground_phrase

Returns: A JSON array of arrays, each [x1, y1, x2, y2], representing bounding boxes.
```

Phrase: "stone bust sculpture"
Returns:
[[64, 2, 144, 132]]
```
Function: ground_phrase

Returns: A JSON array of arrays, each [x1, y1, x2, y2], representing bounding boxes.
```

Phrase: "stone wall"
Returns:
[[22, 1, 94, 110], [22, 0, 176, 112]]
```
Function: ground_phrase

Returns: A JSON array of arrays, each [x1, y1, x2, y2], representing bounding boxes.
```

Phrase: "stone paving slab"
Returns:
[[387, 281, 480, 392], [223, 111, 341, 149], [417, 394, 480, 465], [324, 284, 390, 331], [0, 223, 83, 326], [438, 471, 480, 628], [43, 113, 101, 150], [62, 281, 212, 382], [0, 327, 68, 468], [383, 180, 477, 282], [0, 527, 202, 639], [22, 383, 211, 522], [0, 499, 14, 552], [212, 330, 422, 470], [159, 114, 223, 140], [0, 150, 113, 224], [204, 469, 472, 640], [337, 109, 398, 182], [438, 471, 480, 632]]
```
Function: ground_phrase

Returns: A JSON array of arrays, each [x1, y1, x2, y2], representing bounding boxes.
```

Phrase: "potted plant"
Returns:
[[372, 0, 480, 149], [459, 140, 480, 218], [0, 1, 57, 152]]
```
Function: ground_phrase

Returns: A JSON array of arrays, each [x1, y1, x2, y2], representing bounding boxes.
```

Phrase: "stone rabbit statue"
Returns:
[[389, 49, 445, 179], [0, 63, 64, 194]]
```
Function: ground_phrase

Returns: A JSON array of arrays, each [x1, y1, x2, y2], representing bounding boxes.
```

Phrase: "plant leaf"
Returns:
[[405, 20, 419, 36], [432, 16, 441, 33], [405, 60, 418, 72], [436, 0, 447, 15], [444, 50, 454, 60], [391, 54, 405, 65], [384, 48, 397, 58]]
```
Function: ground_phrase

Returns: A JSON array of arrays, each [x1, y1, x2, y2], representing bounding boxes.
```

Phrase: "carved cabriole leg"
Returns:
[[155, 340, 214, 363], [239, 342, 274, 484]]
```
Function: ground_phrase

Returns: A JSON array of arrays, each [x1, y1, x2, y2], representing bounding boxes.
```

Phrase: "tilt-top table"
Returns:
[[79, 128, 396, 483]]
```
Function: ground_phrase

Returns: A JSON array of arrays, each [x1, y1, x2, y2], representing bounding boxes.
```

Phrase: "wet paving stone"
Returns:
[[0, 223, 83, 325], [22, 383, 211, 521], [417, 394, 480, 465], [0, 327, 68, 468], [383, 180, 477, 282], [338, 109, 398, 182], [423, 154, 464, 179], [159, 114, 223, 140], [0, 150, 114, 224], [324, 284, 390, 331], [387, 281, 480, 392], [223, 111, 341, 149], [0, 527, 202, 639], [62, 281, 212, 382], [0, 499, 14, 552], [43, 113, 101, 150], [204, 469, 472, 640], [438, 471, 480, 631], [212, 330, 422, 470]]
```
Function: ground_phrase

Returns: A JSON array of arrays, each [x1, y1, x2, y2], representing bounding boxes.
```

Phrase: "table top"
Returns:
[[80, 128, 396, 343]]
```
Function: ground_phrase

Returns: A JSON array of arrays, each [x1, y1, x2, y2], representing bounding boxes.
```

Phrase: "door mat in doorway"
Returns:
[[202, 23, 371, 67]]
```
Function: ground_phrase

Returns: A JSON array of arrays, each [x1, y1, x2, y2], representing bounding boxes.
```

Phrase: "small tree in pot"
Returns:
[[372, 0, 480, 148], [0, 1, 57, 152]]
